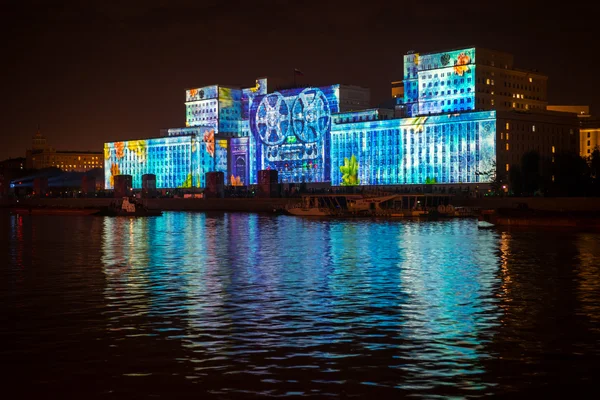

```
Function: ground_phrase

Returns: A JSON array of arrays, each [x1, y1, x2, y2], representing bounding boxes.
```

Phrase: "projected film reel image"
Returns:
[[250, 86, 338, 183], [255, 92, 290, 146], [292, 87, 331, 143]]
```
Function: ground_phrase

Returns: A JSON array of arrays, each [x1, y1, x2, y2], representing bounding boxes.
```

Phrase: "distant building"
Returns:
[[580, 117, 600, 156], [401, 47, 547, 117], [25, 129, 103, 172], [547, 105, 590, 117], [391, 80, 404, 99], [546, 105, 599, 157]]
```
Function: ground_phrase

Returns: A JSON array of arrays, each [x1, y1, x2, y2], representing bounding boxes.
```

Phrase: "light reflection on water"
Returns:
[[1, 210, 599, 398]]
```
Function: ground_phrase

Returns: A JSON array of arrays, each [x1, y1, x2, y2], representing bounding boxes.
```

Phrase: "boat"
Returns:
[[95, 197, 162, 217], [10, 206, 102, 216], [285, 194, 354, 216]]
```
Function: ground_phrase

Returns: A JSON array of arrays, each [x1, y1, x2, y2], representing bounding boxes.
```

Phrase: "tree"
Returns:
[[520, 151, 541, 196], [551, 151, 590, 196], [587, 147, 600, 196], [475, 161, 504, 196], [509, 164, 523, 196]]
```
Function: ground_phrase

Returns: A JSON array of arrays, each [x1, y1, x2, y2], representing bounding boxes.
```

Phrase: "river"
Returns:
[[1, 210, 599, 398]]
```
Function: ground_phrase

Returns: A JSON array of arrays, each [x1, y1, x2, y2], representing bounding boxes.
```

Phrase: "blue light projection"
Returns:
[[404, 48, 476, 116], [242, 78, 267, 120], [330, 111, 496, 185], [104, 132, 224, 189], [104, 136, 195, 189], [229, 137, 249, 186], [218, 87, 242, 135], [249, 85, 340, 183]]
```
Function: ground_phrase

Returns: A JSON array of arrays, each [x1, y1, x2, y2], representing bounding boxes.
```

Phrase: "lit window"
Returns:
[[532, 125, 535, 132], [506, 164, 510, 171], [506, 133, 510, 140], [512, 102, 516, 108], [552, 146, 555, 153], [506, 143, 510, 150], [529, 77, 533, 83], [491, 99, 495, 106], [506, 122, 510, 130], [501, 132, 504, 139], [486, 78, 490, 85]]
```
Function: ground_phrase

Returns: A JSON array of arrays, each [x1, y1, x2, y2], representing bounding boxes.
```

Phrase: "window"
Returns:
[[491, 99, 495, 106], [486, 78, 490, 85], [588, 132, 591, 138], [506, 164, 510, 171], [506, 143, 510, 150], [506, 122, 510, 130], [552, 146, 555, 153], [506, 133, 510, 140], [532, 125, 536, 132]]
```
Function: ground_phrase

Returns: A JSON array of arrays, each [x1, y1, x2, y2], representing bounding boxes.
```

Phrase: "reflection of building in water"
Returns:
[[395, 223, 501, 391]]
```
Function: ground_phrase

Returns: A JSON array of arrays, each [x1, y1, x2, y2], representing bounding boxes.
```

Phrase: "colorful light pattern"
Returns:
[[249, 85, 340, 183], [330, 111, 496, 185], [404, 48, 476, 117], [106, 76, 498, 189]]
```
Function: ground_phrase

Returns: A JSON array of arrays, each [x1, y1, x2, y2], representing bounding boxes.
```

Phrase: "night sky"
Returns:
[[1, 0, 597, 161]]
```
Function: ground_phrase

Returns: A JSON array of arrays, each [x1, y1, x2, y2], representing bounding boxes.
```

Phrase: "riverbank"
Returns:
[[0, 197, 297, 213], [2, 196, 600, 214]]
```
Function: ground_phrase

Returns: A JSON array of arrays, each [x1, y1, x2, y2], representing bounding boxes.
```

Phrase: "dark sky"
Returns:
[[1, 0, 597, 161]]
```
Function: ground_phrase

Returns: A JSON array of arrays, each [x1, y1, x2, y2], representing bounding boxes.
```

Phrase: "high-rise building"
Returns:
[[402, 47, 547, 117]]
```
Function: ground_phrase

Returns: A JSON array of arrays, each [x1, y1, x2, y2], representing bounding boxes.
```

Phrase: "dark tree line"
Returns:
[[508, 147, 600, 197]]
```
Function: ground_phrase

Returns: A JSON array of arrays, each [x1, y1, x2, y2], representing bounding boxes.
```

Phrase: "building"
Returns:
[[25, 130, 103, 172], [546, 105, 599, 157], [580, 117, 600, 156], [104, 47, 581, 192], [495, 110, 580, 181], [105, 80, 373, 189], [402, 47, 547, 117]]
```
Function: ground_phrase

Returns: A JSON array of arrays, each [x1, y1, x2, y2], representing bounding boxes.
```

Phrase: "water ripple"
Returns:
[[1, 210, 599, 398]]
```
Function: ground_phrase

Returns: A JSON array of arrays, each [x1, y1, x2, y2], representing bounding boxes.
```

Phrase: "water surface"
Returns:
[[1, 210, 599, 398]]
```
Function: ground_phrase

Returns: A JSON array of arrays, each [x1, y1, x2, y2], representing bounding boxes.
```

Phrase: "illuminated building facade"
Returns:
[[402, 47, 547, 117], [331, 111, 496, 185], [25, 130, 103, 172], [106, 80, 371, 188], [104, 46, 578, 191]]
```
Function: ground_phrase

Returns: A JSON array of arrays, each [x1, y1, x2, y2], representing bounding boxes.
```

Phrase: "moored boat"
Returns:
[[95, 197, 162, 217]]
